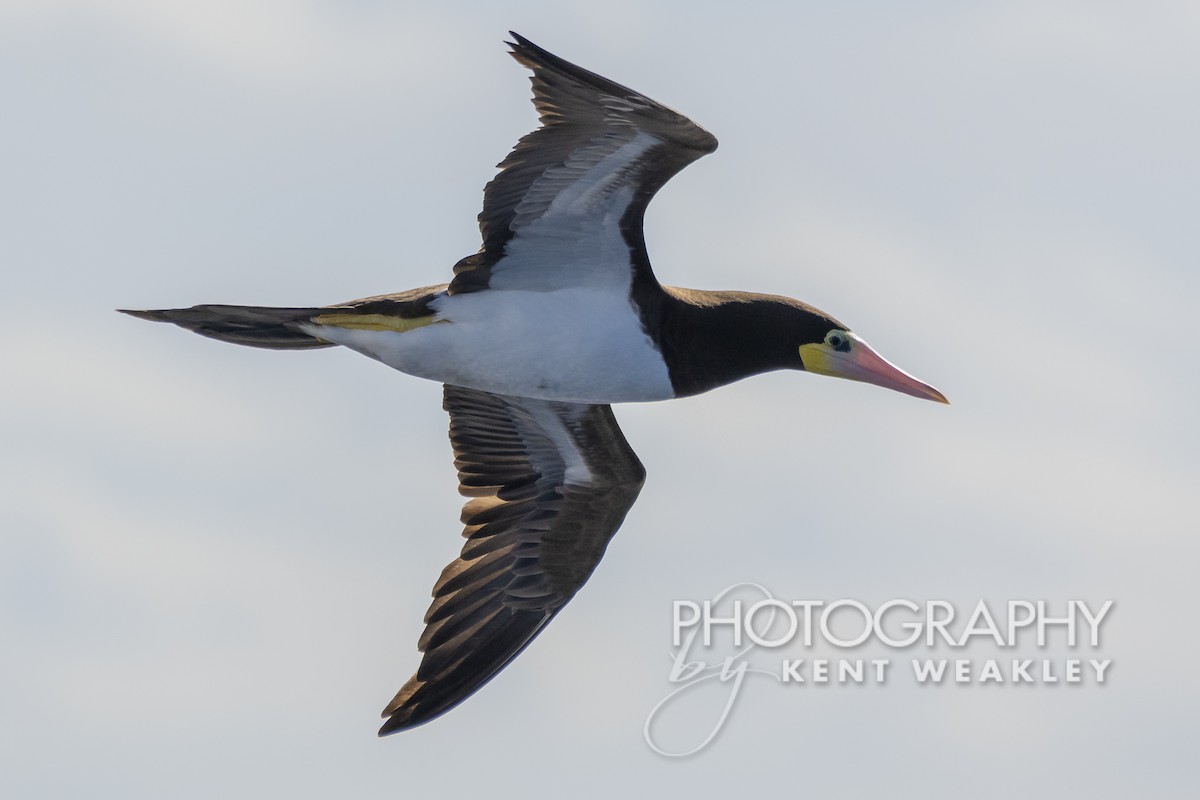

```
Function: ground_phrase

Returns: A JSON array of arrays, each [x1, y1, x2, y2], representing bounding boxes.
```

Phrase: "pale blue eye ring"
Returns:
[[825, 330, 851, 351]]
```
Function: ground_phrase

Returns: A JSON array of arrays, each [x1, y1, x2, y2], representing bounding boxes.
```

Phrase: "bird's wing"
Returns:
[[380, 384, 646, 734], [448, 32, 718, 295]]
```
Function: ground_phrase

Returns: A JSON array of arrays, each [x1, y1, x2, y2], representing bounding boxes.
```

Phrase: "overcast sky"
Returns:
[[3, 1, 1198, 797]]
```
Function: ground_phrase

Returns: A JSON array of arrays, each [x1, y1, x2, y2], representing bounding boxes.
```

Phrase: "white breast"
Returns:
[[304, 287, 675, 404]]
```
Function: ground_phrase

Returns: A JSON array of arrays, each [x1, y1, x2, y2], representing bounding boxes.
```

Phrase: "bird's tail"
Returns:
[[118, 305, 332, 350]]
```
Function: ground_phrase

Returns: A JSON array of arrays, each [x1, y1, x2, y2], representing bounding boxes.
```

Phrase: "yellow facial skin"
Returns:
[[799, 330, 948, 404]]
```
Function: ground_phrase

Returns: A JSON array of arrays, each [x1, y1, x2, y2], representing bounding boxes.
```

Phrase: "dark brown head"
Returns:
[[659, 287, 947, 403]]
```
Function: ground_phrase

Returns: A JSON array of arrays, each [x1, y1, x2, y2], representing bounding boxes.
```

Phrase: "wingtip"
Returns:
[[506, 31, 569, 74], [377, 721, 404, 737], [377, 710, 424, 737], [505, 31, 542, 66]]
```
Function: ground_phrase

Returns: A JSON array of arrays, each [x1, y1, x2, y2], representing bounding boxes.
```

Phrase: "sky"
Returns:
[[3, 1, 1198, 797]]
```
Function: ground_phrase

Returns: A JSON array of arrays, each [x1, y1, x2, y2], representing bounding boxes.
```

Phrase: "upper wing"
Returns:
[[379, 385, 646, 734], [448, 32, 719, 294]]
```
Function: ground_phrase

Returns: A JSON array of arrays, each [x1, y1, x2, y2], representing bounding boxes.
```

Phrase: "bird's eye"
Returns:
[[824, 330, 851, 352]]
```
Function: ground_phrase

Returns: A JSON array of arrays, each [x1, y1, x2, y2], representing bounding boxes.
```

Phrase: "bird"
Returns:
[[121, 32, 947, 735]]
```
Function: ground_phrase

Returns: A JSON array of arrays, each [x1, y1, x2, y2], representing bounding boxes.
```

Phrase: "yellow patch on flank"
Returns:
[[312, 313, 437, 333]]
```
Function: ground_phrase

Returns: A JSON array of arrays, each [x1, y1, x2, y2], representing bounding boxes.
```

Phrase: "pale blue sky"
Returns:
[[3, 1, 1198, 797]]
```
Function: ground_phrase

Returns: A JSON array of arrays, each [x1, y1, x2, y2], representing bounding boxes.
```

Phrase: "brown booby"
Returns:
[[122, 32, 947, 735]]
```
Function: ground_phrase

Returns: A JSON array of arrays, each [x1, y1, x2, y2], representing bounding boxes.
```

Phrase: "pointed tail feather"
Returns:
[[118, 305, 334, 350]]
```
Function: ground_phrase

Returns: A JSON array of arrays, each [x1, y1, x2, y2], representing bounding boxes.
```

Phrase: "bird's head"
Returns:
[[793, 313, 948, 404], [661, 289, 948, 403]]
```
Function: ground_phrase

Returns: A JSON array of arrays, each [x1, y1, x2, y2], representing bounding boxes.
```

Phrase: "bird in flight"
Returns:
[[122, 32, 947, 735]]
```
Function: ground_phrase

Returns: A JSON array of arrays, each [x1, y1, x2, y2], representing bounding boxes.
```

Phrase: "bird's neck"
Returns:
[[650, 286, 801, 398]]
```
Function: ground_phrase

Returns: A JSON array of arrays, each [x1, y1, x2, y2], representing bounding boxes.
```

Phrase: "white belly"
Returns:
[[303, 288, 675, 403]]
